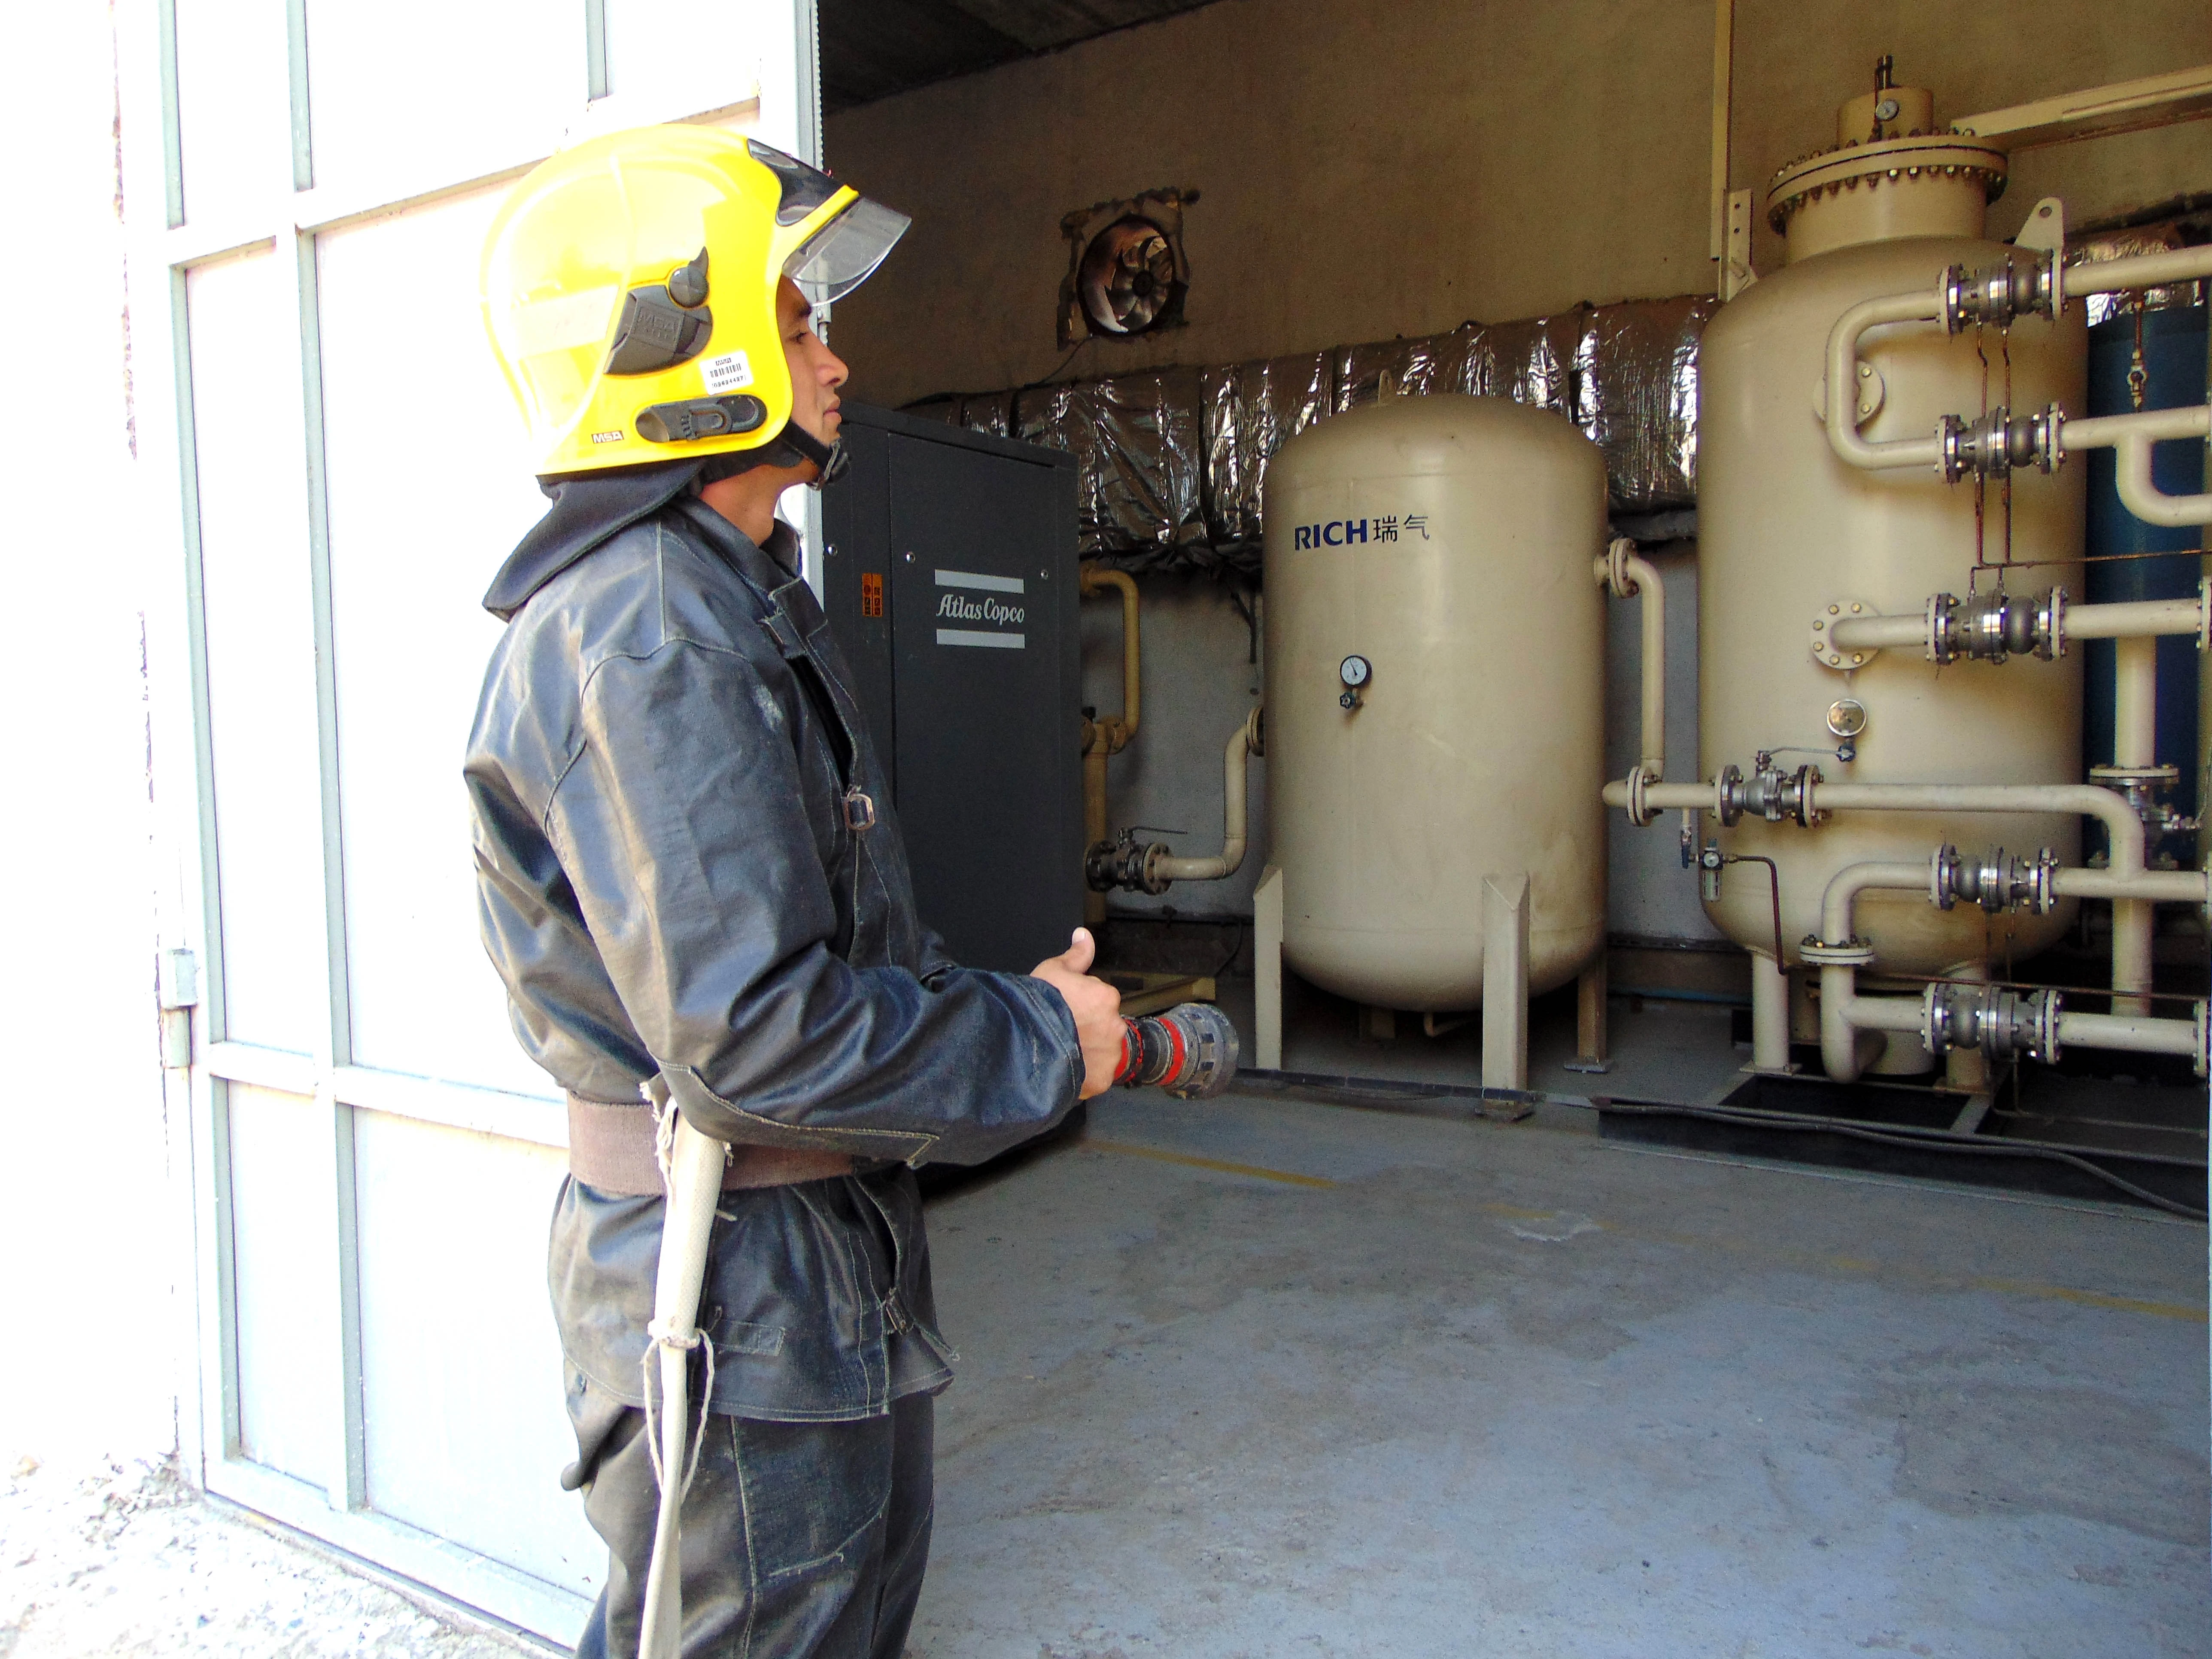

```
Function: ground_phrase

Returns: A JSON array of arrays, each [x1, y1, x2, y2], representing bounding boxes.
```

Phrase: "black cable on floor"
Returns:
[[1597, 1099, 2207, 1221]]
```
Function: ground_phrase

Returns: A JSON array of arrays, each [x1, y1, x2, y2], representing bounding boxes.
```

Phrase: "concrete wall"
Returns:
[[0, 6, 178, 1471], [823, 0, 2212, 411]]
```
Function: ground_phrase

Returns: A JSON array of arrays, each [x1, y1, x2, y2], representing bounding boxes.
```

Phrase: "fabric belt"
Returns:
[[565, 1094, 854, 1197]]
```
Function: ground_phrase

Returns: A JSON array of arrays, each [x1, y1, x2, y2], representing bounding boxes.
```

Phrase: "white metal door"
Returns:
[[123, 3, 821, 1640]]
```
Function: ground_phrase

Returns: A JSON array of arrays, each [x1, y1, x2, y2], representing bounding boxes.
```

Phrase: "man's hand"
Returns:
[[1030, 927, 1123, 1099]]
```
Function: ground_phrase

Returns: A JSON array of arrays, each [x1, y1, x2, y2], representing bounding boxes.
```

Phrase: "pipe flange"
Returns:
[[1931, 842, 1962, 910], [1601, 537, 1640, 599], [1921, 983, 1953, 1056], [1810, 599, 1879, 670], [1623, 765, 1657, 828], [2036, 586, 2066, 660], [1799, 935, 1876, 967], [1714, 765, 1743, 827], [2089, 764, 2180, 790], [2196, 1000, 2209, 1080], [2200, 575, 2211, 656]]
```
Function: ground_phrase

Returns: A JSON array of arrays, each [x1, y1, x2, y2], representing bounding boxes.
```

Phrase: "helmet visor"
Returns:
[[785, 197, 910, 304]]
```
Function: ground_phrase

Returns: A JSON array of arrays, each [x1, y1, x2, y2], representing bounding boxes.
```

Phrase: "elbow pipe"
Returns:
[[1812, 862, 1928, 1085], [1079, 566, 1142, 746], [1824, 289, 1945, 471], [1596, 540, 1666, 780], [1808, 781, 2145, 878], [1149, 708, 1263, 884], [2062, 404, 2212, 529], [1604, 778, 2145, 878]]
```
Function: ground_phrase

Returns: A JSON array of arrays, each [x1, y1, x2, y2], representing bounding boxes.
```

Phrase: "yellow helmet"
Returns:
[[481, 125, 908, 479]]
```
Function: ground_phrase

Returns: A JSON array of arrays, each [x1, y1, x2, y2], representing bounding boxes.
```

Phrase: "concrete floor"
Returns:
[[912, 1082, 2211, 1658]]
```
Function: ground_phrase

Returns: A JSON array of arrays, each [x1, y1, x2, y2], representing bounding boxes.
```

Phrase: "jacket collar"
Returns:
[[481, 459, 707, 620]]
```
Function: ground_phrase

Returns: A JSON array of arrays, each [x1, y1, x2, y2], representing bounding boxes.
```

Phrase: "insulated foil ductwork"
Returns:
[[1583, 295, 1716, 512], [905, 295, 1716, 574], [1017, 366, 1206, 564], [1199, 350, 1334, 560]]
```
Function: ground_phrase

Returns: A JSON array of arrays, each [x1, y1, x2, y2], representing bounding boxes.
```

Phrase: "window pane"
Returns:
[[174, 0, 290, 225], [186, 249, 325, 1053], [228, 1084, 336, 1487], [314, 187, 556, 1096], [354, 1111, 601, 1591], [302, 0, 576, 201]]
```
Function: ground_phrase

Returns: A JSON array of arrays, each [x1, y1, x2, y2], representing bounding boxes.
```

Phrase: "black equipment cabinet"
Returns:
[[820, 404, 1083, 972]]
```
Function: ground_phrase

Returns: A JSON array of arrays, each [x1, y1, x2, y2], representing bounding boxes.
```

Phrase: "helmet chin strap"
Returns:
[[695, 418, 847, 490]]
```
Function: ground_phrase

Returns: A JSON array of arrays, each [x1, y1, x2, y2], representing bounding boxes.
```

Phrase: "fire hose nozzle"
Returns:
[[1112, 1001, 1240, 1099]]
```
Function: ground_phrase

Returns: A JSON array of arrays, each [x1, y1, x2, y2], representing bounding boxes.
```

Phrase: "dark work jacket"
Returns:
[[464, 493, 1083, 1422]]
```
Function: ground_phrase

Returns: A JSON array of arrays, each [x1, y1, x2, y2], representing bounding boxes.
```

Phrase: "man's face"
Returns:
[[779, 277, 848, 455]]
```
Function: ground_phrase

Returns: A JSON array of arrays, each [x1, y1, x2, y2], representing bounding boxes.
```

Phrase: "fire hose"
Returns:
[[634, 1001, 1237, 1655]]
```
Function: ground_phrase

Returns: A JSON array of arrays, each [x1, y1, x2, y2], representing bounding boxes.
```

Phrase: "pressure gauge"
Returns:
[[1339, 655, 1371, 689], [1825, 699, 1868, 740]]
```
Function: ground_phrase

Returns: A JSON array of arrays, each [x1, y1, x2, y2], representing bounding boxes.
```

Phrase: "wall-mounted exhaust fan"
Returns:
[[1058, 188, 1195, 348]]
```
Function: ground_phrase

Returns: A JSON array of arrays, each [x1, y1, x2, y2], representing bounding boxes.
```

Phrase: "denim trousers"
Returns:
[[567, 1373, 934, 1658]]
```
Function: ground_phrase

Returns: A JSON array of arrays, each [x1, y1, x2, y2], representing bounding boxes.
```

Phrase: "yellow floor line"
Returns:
[[1082, 1136, 1338, 1189]]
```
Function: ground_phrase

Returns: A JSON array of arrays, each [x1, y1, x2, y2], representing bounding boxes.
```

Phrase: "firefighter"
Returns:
[[467, 125, 1122, 1657]]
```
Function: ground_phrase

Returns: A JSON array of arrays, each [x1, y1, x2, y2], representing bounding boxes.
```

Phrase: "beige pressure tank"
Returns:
[[1263, 396, 1607, 1011], [1700, 77, 2085, 975]]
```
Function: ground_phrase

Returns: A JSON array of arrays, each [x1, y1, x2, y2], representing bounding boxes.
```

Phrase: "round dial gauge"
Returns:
[[1825, 698, 1869, 739], [1339, 654, 1372, 689]]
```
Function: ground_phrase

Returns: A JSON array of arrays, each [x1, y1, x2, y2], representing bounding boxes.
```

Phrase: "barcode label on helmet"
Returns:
[[702, 350, 754, 393]]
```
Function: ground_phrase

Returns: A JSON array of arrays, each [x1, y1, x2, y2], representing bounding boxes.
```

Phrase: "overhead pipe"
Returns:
[[1595, 538, 1667, 780]]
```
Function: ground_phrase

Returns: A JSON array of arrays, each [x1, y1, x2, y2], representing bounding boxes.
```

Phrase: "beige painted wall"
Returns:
[[823, 0, 2211, 410]]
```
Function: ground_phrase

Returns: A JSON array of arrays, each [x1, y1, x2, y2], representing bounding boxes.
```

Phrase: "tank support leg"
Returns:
[[1750, 952, 1794, 1073], [1566, 957, 1610, 1073], [1482, 872, 1530, 1091], [1254, 863, 1283, 1072]]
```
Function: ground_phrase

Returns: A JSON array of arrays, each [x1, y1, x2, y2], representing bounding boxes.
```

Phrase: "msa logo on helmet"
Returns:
[[590, 429, 626, 445], [1292, 515, 1431, 549]]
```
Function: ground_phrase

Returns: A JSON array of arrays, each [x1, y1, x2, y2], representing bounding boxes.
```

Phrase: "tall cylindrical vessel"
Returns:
[[1264, 396, 1607, 1011], [1700, 88, 2086, 973]]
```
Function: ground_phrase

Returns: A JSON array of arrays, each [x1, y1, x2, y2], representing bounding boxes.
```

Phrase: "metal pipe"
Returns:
[[1826, 612, 1926, 650], [1820, 969, 1924, 1085], [1079, 567, 1142, 927], [1079, 566, 1142, 738], [1813, 862, 1926, 1083], [2057, 1009, 2199, 1056], [1807, 782, 2146, 878], [1151, 708, 1262, 883], [1750, 951, 1790, 1072], [1819, 860, 1927, 944], [2059, 243, 2212, 301], [2109, 634, 2158, 1015], [2064, 596, 2206, 639], [1596, 541, 1667, 778], [2063, 403, 2212, 528], [2051, 867, 2209, 902], [1824, 290, 1945, 471], [2115, 635, 2158, 766], [1826, 592, 2207, 650]]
